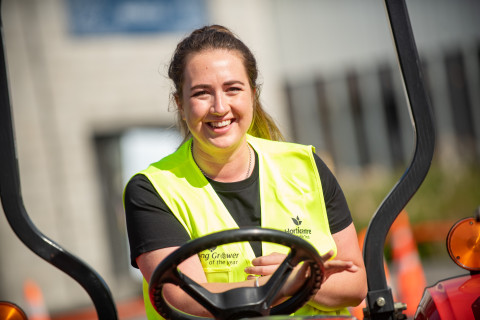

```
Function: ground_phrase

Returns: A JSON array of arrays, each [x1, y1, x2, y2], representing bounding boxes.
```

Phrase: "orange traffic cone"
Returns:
[[23, 279, 51, 320], [390, 210, 427, 317]]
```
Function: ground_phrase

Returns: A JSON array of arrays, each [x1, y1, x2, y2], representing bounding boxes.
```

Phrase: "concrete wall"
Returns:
[[0, 0, 478, 315]]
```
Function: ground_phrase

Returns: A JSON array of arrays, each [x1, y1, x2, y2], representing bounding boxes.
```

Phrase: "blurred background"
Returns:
[[0, 0, 479, 319]]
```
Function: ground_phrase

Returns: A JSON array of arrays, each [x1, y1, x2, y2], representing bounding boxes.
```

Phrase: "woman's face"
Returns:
[[179, 49, 254, 153]]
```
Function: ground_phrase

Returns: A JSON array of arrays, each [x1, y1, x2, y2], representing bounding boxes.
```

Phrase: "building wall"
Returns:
[[0, 0, 478, 315]]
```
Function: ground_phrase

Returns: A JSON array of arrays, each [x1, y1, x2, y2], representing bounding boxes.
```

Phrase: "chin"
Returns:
[[207, 136, 245, 150]]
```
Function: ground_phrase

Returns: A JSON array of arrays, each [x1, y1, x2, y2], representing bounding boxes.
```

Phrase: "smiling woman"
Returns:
[[123, 25, 367, 319], [180, 49, 255, 181], [168, 25, 284, 145], [166, 26, 283, 183]]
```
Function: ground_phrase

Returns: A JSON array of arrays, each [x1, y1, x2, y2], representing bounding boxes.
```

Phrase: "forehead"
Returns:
[[184, 49, 245, 74]]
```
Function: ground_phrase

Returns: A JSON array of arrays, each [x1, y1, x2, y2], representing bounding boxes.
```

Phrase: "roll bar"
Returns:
[[0, 1, 118, 318], [362, 1, 435, 319]]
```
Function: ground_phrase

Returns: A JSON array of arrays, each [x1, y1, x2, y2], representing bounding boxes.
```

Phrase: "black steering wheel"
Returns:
[[148, 227, 325, 320]]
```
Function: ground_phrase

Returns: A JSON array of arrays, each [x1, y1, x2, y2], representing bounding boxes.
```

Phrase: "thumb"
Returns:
[[321, 250, 335, 262]]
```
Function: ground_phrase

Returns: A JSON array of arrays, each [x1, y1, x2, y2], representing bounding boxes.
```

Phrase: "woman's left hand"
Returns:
[[319, 250, 359, 284]]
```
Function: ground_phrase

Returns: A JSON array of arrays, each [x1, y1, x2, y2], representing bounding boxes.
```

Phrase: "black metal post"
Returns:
[[363, 0, 436, 319], [0, 1, 118, 318]]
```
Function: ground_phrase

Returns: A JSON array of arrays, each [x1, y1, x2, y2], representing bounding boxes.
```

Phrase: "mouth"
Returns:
[[208, 119, 232, 129]]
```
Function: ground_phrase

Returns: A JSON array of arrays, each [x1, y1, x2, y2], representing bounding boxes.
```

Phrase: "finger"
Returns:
[[245, 264, 278, 276], [321, 260, 359, 281], [324, 260, 355, 270], [320, 250, 335, 262], [251, 252, 286, 266]]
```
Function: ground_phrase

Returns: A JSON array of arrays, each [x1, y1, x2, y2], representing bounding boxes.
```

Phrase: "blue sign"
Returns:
[[67, 0, 207, 36]]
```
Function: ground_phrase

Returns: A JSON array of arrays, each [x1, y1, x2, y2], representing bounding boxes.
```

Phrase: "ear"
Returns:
[[174, 94, 186, 120], [251, 87, 258, 111]]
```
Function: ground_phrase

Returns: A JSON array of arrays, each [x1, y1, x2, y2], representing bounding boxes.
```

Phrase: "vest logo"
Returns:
[[285, 216, 312, 240], [291, 215, 302, 226]]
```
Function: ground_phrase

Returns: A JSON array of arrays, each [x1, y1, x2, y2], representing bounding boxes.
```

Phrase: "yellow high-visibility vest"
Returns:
[[137, 135, 349, 318]]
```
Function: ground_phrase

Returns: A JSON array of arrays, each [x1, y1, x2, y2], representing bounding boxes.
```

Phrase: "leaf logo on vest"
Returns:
[[284, 215, 312, 240], [292, 216, 302, 226], [199, 246, 240, 266]]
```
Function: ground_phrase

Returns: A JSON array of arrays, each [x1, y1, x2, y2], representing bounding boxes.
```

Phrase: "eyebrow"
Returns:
[[190, 84, 210, 91], [224, 80, 246, 86], [189, 80, 246, 91]]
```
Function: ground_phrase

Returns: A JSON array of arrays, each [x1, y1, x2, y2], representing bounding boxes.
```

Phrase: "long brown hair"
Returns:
[[168, 25, 284, 143]]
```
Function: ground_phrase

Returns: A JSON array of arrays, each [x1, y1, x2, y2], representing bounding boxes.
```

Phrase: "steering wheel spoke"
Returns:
[[178, 271, 220, 313], [260, 250, 297, 305]]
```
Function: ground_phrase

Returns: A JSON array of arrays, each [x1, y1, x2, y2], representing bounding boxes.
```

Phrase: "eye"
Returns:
[[227, 86, 242, 94], [192, 90, 208, 97]]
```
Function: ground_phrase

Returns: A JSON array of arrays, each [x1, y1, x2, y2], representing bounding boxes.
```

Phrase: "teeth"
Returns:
[[210, 120, 231, 128]]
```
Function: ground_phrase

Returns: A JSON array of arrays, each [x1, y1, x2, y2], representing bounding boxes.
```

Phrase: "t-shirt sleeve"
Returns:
[[313, 153, 353, 234], [124, 174, 190, 268]]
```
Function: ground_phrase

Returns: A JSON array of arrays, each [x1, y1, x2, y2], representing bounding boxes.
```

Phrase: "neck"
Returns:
[[191, 141, 253, 182]]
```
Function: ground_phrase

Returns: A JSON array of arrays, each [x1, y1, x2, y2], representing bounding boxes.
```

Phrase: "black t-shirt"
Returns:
[[124, 151, 352, 268]]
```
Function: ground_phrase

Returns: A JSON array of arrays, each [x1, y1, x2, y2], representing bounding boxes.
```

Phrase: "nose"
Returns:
[[211, 92, 227, 115]]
